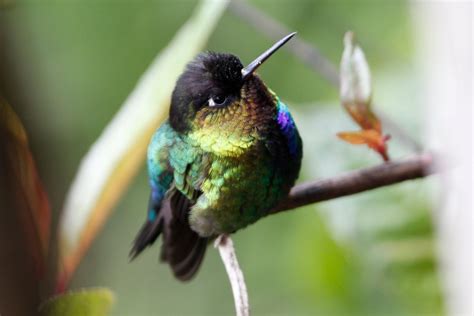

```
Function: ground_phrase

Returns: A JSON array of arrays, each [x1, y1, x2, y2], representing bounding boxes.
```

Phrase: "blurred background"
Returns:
[[0, 0, 471, 315]]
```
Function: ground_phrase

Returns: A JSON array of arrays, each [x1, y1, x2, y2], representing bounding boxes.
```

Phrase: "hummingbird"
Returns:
[[130, 33, 302, 281]]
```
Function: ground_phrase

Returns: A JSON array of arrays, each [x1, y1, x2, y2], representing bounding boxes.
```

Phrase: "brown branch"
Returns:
[[229, 0, 422, 152], [272, 153, 435, 214]]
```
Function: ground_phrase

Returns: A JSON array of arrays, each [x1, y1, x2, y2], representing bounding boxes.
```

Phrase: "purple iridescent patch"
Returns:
[[276, 101, 298, 156]]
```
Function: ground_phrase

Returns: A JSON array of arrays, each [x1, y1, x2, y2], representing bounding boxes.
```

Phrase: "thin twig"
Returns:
[[229, 0, 339, 86], [215, 235, 250, 316], [272, 153, 434, 213], [229, 0, 422, 152]]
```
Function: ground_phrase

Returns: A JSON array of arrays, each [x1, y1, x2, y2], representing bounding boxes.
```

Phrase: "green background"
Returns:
[[2, 0, 441, 315]]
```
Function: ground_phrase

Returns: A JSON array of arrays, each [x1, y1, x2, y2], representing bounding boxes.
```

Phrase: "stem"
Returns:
[[215, 235, 250, 316]]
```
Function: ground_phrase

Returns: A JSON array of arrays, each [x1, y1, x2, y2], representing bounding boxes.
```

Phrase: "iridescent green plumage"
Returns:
[[131, 33, 302, 280]]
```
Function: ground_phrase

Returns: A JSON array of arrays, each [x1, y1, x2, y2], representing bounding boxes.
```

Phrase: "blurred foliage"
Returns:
[[2, 0, 441, 315], [0, 97, 50, 278], [39, 288, 114, 316]]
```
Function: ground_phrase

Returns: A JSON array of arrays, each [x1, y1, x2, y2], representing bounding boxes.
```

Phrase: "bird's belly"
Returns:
[[189, 153, 288, 237]]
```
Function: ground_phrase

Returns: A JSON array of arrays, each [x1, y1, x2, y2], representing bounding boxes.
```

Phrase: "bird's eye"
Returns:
[[208, 95, 227, 107]]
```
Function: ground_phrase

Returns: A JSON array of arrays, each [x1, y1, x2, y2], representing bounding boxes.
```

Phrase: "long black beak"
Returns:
[[241, 32, 297, 81]]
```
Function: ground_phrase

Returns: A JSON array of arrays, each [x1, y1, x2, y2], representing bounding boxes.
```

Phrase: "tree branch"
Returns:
[[272, 153, 435, 214]]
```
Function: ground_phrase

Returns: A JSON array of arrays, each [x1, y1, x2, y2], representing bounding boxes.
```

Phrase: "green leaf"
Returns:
[[39, 288, 114, 316], [56, 0, 229, 291]]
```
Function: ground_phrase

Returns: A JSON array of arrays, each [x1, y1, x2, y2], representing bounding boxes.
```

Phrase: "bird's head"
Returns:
[[169, 33, 296, 155]]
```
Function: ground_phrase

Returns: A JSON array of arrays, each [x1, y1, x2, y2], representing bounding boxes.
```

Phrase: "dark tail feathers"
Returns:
[[130, 191, 207, 281]]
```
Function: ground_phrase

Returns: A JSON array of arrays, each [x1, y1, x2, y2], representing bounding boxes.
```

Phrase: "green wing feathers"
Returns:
[[130, 122, 208, 281]]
